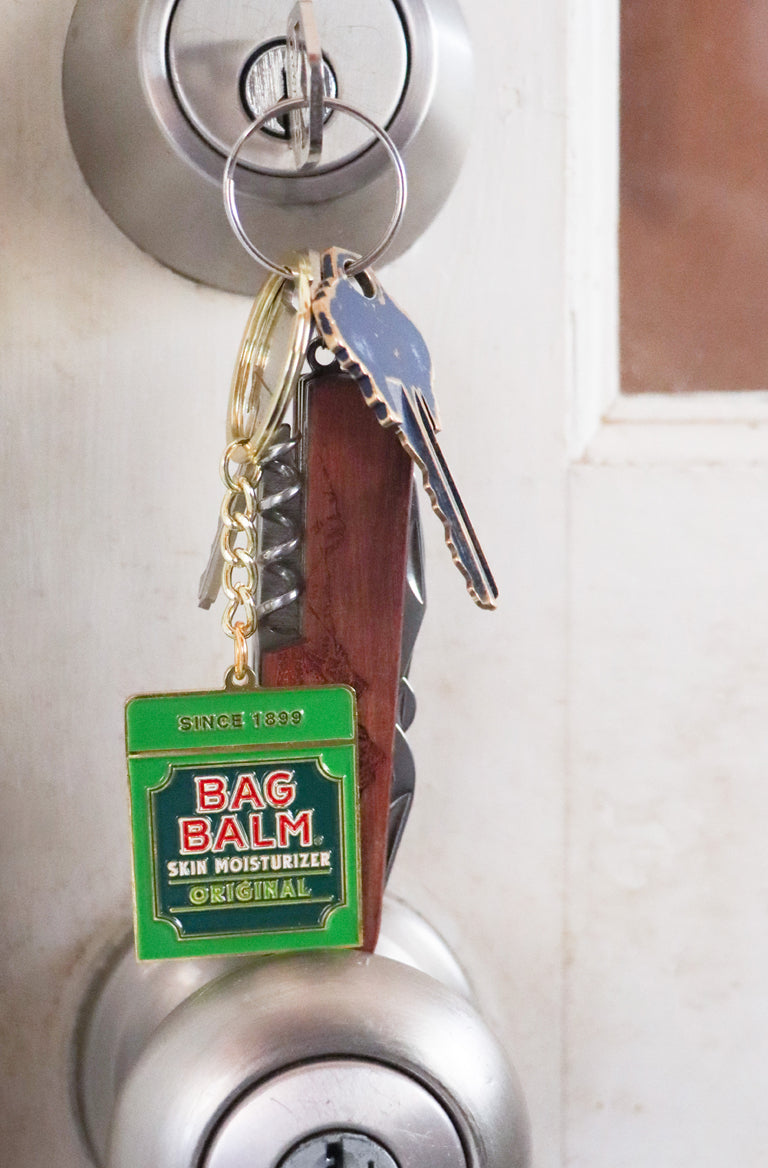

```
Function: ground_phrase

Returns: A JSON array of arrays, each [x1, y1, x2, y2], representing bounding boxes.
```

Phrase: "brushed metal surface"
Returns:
[[205, 1061, 466, 1168], [106, 954, 529, 1168], [62, 0, 473, 292], [75, 899, 528, 1168], [74, 941, 245, 1165], [168, 0, 406, 170]]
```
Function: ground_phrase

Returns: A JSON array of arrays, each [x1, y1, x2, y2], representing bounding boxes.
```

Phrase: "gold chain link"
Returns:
[[214, 253, 314, 689], [220, 439, 261, 683]]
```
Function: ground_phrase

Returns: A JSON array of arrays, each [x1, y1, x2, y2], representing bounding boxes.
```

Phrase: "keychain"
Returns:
[[126, 255, 363, 961], [126, 49, 497, 961]]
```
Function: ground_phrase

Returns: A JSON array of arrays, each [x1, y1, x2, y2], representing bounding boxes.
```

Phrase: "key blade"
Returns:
[[198, 465, 259, 610], [286, 0, 326, 168], [198, 497, 250, 610], [312, 248, 495, 608], [401, 389, 498, 609], [198, 519, 225, 609]]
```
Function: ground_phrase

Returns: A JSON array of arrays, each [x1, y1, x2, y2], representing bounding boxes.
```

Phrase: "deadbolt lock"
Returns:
[[62, 0, 474, 293]]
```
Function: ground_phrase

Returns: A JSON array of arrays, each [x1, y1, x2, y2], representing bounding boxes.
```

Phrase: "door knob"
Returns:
[[62, 0, 473, 292], [75, 899, 530, 1168]]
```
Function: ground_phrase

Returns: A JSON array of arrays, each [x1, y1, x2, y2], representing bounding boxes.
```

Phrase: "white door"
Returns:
[[3, 2, 766, 1165]]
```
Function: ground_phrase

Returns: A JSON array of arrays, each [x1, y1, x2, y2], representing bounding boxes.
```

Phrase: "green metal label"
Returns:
[[125, 687, 361, 960]]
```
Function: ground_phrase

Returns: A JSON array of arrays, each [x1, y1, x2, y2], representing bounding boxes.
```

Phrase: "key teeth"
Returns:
[[474, 590, 499, 611], [314, 282, 495, 608], [410, 443, 498, 610], [315, 340, 497, 608]]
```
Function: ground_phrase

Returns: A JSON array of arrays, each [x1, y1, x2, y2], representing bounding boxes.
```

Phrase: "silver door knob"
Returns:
[[75, 900, 530, 1168], [62, 0, 473, 293]]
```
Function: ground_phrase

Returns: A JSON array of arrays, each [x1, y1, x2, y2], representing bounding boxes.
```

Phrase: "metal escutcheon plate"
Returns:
[[62, 0, 474, 293]]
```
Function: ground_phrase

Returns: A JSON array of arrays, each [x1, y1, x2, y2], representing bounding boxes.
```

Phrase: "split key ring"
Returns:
[[223, 96, 408, 279]]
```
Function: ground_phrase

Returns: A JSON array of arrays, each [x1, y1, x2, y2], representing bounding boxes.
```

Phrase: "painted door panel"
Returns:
[[3, 2, 766, 1166]]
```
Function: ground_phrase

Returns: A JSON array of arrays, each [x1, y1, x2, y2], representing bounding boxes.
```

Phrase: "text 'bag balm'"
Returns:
[[125, 686, 361, 960]]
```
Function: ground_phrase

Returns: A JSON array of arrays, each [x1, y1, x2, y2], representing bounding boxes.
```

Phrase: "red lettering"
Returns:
[[249, 813, 277, 849], [194, 775, 228, 813], [212, 815, 249, 852], [179, 817, 212, 853], [276, 809, 313, 848], [229, 772, 266, 812], [264, 770, 296, 808]]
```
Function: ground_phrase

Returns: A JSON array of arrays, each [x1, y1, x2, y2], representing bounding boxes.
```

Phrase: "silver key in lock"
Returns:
[[286, 0, 330, 169]]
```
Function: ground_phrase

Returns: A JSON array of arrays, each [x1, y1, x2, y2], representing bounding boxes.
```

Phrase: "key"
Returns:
[[285, 0, 327, 169], [198, 509, 236, 611], [198, 464, 259, 611], [197, 419, 304, 615], [198, 518, 225, 609], [311, 248, 498, 610]]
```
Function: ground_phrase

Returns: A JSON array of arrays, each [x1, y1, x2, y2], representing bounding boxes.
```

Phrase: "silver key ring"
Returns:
[[223, 96, 408, 279]]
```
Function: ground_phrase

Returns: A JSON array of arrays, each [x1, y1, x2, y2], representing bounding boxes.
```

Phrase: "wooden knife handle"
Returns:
[[260, 373, 414, 950]]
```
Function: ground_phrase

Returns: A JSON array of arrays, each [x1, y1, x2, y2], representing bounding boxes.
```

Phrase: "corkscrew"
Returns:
[[254, 342, 320, 655], [255, 421, 305, 656]]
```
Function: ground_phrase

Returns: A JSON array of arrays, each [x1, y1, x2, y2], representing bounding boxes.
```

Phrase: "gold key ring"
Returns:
[[227, 252, 313, 462]]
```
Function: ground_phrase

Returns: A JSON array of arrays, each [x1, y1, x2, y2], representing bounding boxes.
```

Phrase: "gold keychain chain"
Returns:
[[220, 439, 261, 689], [216, 254, 314, 690]]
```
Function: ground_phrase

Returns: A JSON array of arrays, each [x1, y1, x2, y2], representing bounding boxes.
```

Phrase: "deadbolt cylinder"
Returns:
[[62, 0, 474, 293]]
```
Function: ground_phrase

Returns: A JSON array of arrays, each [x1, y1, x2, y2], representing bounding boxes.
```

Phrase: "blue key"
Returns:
[[312, 248, 498, 610]]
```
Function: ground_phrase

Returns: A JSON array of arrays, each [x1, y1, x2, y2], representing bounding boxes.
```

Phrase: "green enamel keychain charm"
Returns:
[[125, 258, 362, 960], [126, 686, 361, 960]]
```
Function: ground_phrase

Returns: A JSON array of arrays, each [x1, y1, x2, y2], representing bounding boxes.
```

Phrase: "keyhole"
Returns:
[[325, 1139, 344, 1166], [324, 1139, 379, 1167]]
